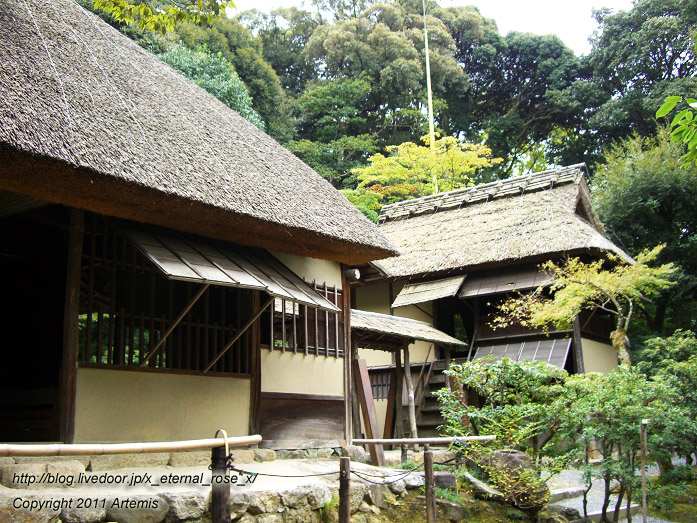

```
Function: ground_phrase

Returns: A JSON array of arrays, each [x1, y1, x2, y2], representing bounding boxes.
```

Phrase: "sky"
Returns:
[[230, 0, 636, 56]]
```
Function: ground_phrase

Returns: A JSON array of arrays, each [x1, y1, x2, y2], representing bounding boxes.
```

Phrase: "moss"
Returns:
[[652, 479, 697, 522]]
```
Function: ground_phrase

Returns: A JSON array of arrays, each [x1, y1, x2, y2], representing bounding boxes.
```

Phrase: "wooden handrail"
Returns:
[[0, 435, 262, 457]]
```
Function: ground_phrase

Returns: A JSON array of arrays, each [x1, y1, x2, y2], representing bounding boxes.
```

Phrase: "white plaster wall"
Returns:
[[74, 368, 250, 442], [581, 338, 619, 374], [271, 251, 343, 290], [261, 350, 344, 396]]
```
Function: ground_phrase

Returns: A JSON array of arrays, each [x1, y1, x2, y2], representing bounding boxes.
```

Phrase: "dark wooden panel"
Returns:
[[259, 395, 344, 443]]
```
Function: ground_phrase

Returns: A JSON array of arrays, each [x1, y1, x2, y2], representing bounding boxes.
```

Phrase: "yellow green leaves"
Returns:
[[352, 134, 502, 203], [92, 0, 234, 34]]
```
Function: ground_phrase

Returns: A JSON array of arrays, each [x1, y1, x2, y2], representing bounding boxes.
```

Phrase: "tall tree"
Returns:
[[592, 129, 697, 333], [583, 0, 697, 153]]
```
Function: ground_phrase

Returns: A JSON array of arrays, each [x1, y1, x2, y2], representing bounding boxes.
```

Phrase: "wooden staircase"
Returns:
[[402, 359, 450, 439]]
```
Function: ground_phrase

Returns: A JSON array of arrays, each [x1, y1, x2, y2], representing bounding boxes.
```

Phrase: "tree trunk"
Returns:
[[601, 474, 612, 523], [611, 327, 632, 365], [612, 484, 625, 523], [403, 343, 419, 444]]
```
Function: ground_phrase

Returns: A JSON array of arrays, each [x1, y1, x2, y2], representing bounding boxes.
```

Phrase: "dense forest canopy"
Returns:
[[86, 0, 697, 344]]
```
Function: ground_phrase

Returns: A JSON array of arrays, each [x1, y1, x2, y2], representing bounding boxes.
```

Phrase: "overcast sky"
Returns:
[[230, 0, 636, 56]]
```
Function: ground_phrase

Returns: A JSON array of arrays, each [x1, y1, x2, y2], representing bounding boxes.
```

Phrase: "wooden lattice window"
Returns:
[[77, 214, 254, 376], [261, 283, 345, 357], [369, 369, 392, 400]]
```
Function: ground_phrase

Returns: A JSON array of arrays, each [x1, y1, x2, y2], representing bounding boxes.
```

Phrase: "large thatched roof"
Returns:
[[0, 0, 396, 265], [373, 165, 630, 278]]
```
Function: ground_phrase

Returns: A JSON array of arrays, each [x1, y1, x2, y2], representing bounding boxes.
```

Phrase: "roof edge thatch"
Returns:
[[0, 146, 398, 265]]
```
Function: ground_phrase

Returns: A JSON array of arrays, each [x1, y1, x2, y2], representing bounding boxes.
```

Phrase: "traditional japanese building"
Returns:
[[351, 164, 630, 439], [0, 0, 397, 447]]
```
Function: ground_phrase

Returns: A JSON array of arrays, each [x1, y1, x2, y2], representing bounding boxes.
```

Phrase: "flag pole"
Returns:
[[422, 0, 437, 193]]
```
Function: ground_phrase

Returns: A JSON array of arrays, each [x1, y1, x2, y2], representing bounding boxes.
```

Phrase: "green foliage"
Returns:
[[353, 135, 501, 203], [657, 88, 697, 167], [340, 188, 382, 222], [493, 248, 677, 363], [584, 0, 697, 155], [158, 43, 265, 128], [174, 18, 292, 138], [92, 0, 234, 34], [591, 129, 697, 335], [637, 330, 697, 461]]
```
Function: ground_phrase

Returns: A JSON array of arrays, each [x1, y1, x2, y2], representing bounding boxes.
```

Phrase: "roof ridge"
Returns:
[[378, 163, 586, 223]]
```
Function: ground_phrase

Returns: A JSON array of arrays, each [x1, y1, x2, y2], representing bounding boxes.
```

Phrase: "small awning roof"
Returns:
[[351, 309, 466, 349], [392, 275, 467, 308], [125, 228, 339, 312], [472, 338, 571, 369], [459, 266, 552, 298]]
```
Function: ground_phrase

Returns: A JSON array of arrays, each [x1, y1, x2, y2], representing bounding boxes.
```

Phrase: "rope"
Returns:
[[229, 456, 459, 483]]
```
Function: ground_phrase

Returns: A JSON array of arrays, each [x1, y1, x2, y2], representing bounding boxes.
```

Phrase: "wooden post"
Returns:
[[339, 457, 351, 523], [249, 291, 262, 436], [640, 419, 649, 523], [351, 339, 362, 439], [402, 342, 419, 443], [424, 447, 436, 523], [394, 349, 404, 440], [342, 268, 353, 444], [59, 208, 84, 443], [353, 358, 385, 466], [211, 446, 230, 523], [401, 444, 408, 464]]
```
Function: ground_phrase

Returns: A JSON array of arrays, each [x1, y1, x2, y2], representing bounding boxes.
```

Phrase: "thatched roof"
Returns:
[[373, 165, 630, 278], [351, 309, 466, 348], [0, 0, 396, 265]]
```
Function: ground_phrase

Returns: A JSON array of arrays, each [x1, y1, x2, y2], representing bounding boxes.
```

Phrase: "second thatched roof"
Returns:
[[373, 165, 630, 278], [0, 0, 396, 265]]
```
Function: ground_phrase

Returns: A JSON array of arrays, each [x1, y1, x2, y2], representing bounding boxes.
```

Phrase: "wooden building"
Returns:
[[0, 0, 398, 445], [351, 164, 631, 438]]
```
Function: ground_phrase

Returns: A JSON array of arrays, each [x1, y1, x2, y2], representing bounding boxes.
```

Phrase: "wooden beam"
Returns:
[[59, 208, 84, 443], [352, 358, 385, 466], [382, 367, 398, 440], [140, 284, 210, 366], [204, 296, 273, 372], [350, 340, 362, 440]]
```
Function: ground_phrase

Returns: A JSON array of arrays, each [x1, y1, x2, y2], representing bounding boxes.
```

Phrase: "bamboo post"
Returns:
[[424, 446, 436, 523], [641, 419, 649, 523], [339, 457, 351, 523], [211, 446, 230, 523]]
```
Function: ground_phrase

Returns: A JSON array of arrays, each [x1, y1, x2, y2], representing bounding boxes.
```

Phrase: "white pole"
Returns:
[[421, 0, 437, 194]]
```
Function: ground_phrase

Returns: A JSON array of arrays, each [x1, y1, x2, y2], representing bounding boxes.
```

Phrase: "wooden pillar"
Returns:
[[402, 341, 418, 441], [342, 267, 353, 444], [351, 339, 362, 439], [59, 208, 84, 443], [249, 290, 262, 436], [572, 316, 585, 374], [394, 348, 404, 439]]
